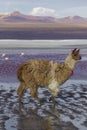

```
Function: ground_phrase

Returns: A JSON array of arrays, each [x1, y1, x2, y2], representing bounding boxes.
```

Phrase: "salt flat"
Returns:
[[0, 39, 87, 48]]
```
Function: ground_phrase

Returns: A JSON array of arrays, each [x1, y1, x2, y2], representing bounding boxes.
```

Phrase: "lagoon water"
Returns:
[[0, 39, 87, 130]]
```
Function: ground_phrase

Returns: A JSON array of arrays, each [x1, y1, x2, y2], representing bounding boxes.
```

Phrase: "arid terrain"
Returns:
[[0, 24, 87, 39]]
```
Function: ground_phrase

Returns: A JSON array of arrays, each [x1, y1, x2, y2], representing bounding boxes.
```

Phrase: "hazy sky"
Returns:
[[0, 0, 87, 17]]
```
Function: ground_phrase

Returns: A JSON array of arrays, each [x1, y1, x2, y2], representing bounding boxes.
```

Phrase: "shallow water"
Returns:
[[0, 44, 87, 130], [0, 81, 87, 130]]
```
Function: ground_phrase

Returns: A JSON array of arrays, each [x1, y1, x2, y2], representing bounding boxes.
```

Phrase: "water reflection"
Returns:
[[0, 77, 87, 130]]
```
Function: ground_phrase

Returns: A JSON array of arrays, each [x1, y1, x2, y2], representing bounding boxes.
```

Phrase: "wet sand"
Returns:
[[0, 81, 87, 130]]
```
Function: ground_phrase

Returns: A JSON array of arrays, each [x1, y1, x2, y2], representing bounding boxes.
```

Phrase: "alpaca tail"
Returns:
[[17, 65, 24, 82]]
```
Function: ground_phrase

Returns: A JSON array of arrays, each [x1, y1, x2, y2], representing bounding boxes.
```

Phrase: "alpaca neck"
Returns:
[[64, 54, 77, 70]]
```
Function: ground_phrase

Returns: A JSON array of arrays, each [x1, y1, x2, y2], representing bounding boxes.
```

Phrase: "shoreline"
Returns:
[[0, 79, 87, 130], [0, 26, 87, 40], [0, 79, 87, 84]]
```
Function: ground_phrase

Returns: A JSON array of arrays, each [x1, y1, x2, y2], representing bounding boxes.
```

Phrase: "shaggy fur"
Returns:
[[17, 48, 81, 102]]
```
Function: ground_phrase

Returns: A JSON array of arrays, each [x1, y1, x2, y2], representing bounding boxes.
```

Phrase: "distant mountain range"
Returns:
[[0, 11, 87, 39], [0, 11, 87, 24]]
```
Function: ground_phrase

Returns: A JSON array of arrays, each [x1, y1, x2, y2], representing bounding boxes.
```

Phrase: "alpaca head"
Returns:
[[71, 48, 81, 61]]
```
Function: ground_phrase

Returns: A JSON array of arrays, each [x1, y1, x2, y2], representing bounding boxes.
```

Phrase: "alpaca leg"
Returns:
[[48, 84, 60, 103], [30, 86, 40, 102], [17, 82, 26, 102]]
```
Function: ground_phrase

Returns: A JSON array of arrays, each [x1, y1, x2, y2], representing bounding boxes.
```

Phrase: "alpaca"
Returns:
[[17, 48, 81, 102]]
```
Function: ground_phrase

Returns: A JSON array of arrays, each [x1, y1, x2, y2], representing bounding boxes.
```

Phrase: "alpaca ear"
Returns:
[[76, 49, 80, 53], [72, 48, 77, 53], [72, 48, 80, 54]]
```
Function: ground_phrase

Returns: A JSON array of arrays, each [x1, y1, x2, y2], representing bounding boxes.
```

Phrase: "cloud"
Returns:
[[30, 7, 58, 17]]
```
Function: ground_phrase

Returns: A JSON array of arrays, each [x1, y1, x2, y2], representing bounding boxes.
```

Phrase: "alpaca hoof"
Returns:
[[49, 96, 54, 101], [40, 98, 47, 103], [19, 101, 23, 104], [35, 97, 41, 103], [49, 96, 57, 104]]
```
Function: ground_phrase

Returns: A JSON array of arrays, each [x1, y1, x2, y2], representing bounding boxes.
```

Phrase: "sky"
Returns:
[[0, 0, 87, 18]]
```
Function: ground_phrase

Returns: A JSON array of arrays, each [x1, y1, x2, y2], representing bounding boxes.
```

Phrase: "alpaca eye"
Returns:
[[74, 53, 77, 56]]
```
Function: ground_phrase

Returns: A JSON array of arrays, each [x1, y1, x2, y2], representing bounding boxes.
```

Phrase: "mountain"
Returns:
[[59, 16, 87, 24], [0, 11, 87, 25], [0, 11, 56, 23]]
